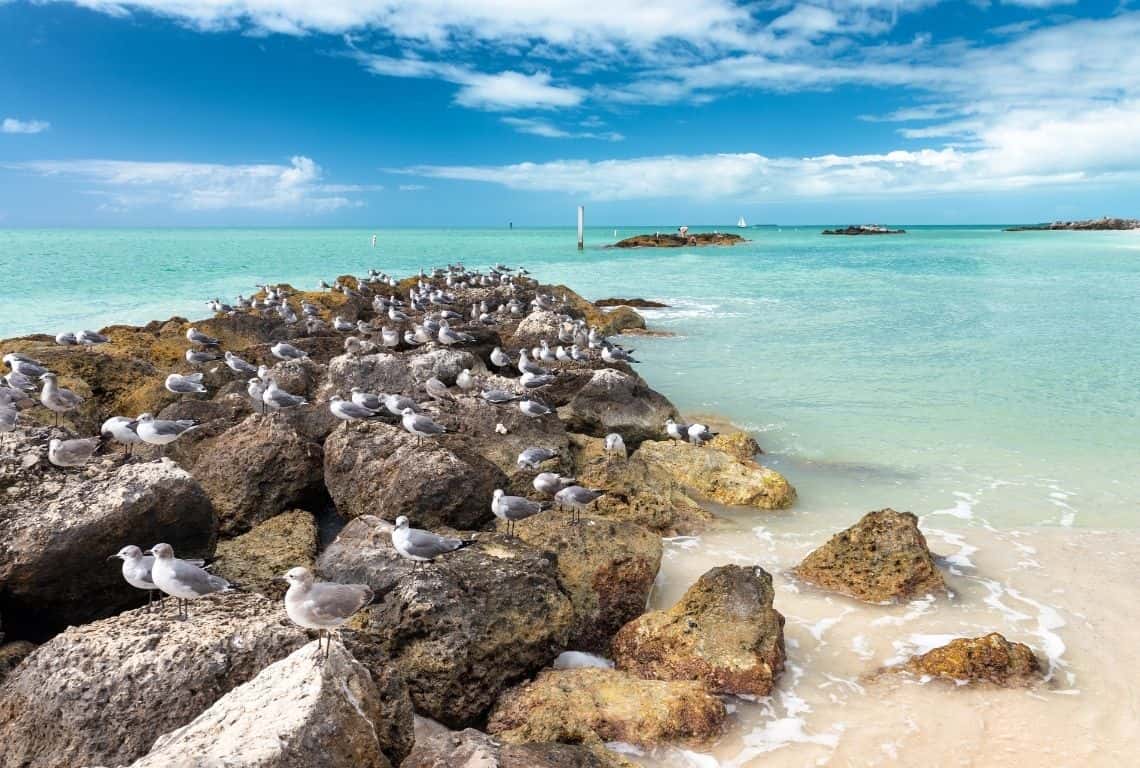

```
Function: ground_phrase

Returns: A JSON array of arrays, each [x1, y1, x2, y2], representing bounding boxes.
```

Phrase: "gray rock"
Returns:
[[324, 353, 412, 398], [402, 727, 633, 768], [560, 369, 677, 445]]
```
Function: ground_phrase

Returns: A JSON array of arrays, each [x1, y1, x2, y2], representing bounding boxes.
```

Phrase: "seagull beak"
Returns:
[[107, 554, 119, 561], [143, 549, 153, 555]]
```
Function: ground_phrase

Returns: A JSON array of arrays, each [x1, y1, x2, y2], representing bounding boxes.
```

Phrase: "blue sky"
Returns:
[[1, 0, 1138, 226]]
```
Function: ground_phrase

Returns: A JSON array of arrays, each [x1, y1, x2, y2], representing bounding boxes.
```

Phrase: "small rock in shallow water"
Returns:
[[900, 632, 1042, 686]]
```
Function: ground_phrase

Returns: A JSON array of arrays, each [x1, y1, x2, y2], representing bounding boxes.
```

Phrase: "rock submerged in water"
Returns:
[[487, 667, 726, 748], [899, 633, 1042, 686], [611, 565, 786, 696], [404, 727, 636, 768], [128, 640, 407, 768], [0, 593, 306, 768], [793, 508, 946, 602]]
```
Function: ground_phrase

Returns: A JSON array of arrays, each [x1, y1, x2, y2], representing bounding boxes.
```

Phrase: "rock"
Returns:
[[608, 233, 746, 248], [709, 430, 762, 461], [403, 727, 635, 768], [561, 369, 677, 445], [611, 565, 786, 696], [324, 352, 412, 397], [792, 508, 947, 602], [212, 509, 318, 600], [821, 225, 906, 235], [158, 395, 252, 465], [1004, 217, 1140, 231], [594, 298, 669, 309], [567, 434, 713, 536], [448, 395, 571, 490], [407, 348, 483, 385], [323, 422, 505, 530], [900, 633, 1042, 686], [510, 310, 566, 349], [0, 641, 35, 684], [186, 414, 324, 536], [487, 668, 726, 748], [316, 516, 574, 727], [0, 593, 306, 768], [0, 457, 215, 635], [597, 306, 645, 335], [128, 641, 399, 768], [634, 439, 795, 509], [508, 514, 661, 653]]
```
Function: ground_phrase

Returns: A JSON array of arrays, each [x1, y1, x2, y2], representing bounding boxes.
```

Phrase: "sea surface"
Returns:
[[3, 225, 1139, 764]]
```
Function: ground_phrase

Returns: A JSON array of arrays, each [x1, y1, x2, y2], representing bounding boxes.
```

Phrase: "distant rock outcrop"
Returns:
[[1004, 217, 1140, 231], [822, 225, 906, 235], [609, 233, 746, 248]]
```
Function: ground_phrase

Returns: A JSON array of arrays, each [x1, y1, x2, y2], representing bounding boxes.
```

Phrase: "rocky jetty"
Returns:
[[1005, 217, 1139, 231], [821, 225, 906, 235], [609, 233, 746, 248], [899, 633, 1042, 686], [792, 508, 945, 602], [594, 298, 669, 308]]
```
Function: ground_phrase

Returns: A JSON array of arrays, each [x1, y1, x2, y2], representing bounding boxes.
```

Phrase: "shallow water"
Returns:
[[2, 225, 1138, 762]]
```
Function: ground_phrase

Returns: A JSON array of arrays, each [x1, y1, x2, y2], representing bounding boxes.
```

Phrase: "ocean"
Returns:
[[3, 225, 1138, 765]]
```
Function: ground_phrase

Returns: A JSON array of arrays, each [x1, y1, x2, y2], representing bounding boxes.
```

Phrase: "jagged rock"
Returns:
[[0, 593, 306, 768], [793, 508, 946, 602], [567, 434, 713, 536], [403, 727, 635, 768], [900, 633, 1042, 686], [316, 516, 573, 727], [0, 641, 34, 684], [324, 352, 412, 398], [611, 565, 785, 696], [487, 668, 726, 748], [597, 306, 645, 335], [508, 514, 661, 653], [128, 641, 401, 768], [158, 394, 253, 465], [0, 455, 215, 635], [561, 369, 677, 445], [634, 439, 795, 509], [407, 348, 483, 385], [187, 414, 324, 536], [447, 395, 571, 491], [212, 509, 318, 600], [709, 431, 762, 461], [323, 422, 504, 529]]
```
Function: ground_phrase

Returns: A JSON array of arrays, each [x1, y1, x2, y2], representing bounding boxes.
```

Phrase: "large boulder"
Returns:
[[128, 641, 403, 768], [561, 369, 677, 445], [508, 514, 661, 653], [0, 454, 215, 636], [509, 310, 565, 349], [407, 348, 483, 385], [323, 422, 504, 529], [316, 516, 574, 727], [448, 395, 571, 491], [792, 509, 946, 602], [899, 633, 1041, 686], [611, 565, 786, 696], [212, 509, 318, 600], [158, 394, 252, 465], [323, 352, 412, 397], [404, 727, 635, 768], [0, 593, 306, 768], [187, 414, 324, 536], [487, 668, 726, 748], [634, 439, 796, 510], [597, 306, 645, 335]]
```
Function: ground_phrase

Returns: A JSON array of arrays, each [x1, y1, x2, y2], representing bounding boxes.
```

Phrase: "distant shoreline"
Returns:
[[1004, 217, 1139, 232]]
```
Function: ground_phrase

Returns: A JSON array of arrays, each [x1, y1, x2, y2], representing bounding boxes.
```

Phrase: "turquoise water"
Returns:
[[2, 226, 1137, 529]]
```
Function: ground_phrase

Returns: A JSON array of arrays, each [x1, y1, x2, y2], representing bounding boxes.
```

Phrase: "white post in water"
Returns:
[[577, 205, 585, 250]]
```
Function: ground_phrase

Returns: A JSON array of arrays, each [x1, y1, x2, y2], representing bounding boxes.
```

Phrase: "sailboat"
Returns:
[[737, 216, 747, 228]]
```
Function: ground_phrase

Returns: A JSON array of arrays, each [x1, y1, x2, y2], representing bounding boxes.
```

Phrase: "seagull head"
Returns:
[[401, 407, 414, 416], [281, 566, 313, 586], [493, 489, 504, 500], [395, 515, 409, 530], [40, 372, 56, 382], [48, 438, 61, 452], [109, 545, 143, 561], [137, 413, 155, 422], [147, 543, 174, 559]]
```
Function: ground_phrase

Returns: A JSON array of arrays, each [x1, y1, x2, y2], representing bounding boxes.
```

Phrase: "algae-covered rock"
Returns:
[[508, 514, 662, 652], [598, 306, 645, 335], [900, 633, 1041, 686], [793, 508, 946, 602], [212, 509, 318, 600], [403, 727, 635, 768], [487, 668, 726, 748], [0, 641, 35, 684], [611, 565, 785, 696], [634, 439, 795, 509]]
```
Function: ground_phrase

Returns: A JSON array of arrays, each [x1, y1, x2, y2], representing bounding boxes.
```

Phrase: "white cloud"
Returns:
[[501, 117, 623, 142], [398, 184, 427, 191], [2, 118, 51, 134], [8, 155, 364, 212]]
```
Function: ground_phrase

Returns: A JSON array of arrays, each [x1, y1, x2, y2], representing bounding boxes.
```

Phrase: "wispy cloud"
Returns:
[[500, 117, 623, 142], [398, 184, 427, 191], [7, 155, 366, 212], [2, 117, 51, 134]]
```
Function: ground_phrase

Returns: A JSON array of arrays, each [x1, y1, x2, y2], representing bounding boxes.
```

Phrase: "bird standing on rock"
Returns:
[[554, 485, 605, 525], [688, 423, 718, 446], [39, 372, 83, 425], [148, 542, 232, 619], [401, 407, 448, 446], [282, 566, 373, 659], [136, 413, 199, 457], [391, 516, 473, 570], [166, 372, 207, 395], [48, 436, 101, 468], [101, 415, 142, 457], [491, 489, 548, 536]]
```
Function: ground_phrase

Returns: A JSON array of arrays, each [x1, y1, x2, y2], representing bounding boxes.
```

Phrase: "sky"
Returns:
[[1, 0, 1139, 226]]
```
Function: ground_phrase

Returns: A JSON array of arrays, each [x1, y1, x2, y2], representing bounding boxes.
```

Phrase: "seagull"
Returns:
[[391, 516, 473, 570], [437, 321, 471, 346], [424, 377, 455, 403], [0, 405, 16, 432], [185, 327, 219, 346], [517, 350, 547, 377], [602, 346, 639, 365], [147, 542, 232, 619], [271, 341, 308, 361], [165, 372, 207, 395], [224, 351, 258, 376], [604, 433, 627, 458], [48, 436, 101, 468], [77, 329, 109, 349], [401, 407, 448, 446], [490, 346, 511, 368], [519, 399, 552, 418], [481, 388, 518, 405], [262, 379, 308, 411], [383, 393, 418, 417], [4, 370, 37, 393], [665, 418, 691, 442], [538, 341, 557, 363], [282, 566, 373, 659], [349, 387, 384, 413], [492, 489, 548, 536], [101, 415, 142, 457], [688, 423, 718, 446], [520, 371, 556, 389], [3, 354, 47, 379], [555, 345, 571, 363], [381, 327, 400, 348], [329, 395, 382, 430], [136, 413, 199, 457], [456, 369, 476, 392], [39, 372, 83, 425], [55, 332, 78, 346], [554, 485, 605, 525], [108, 545, 161, 611], [247, 377, 266, 413], [185, 349, 220, 365], [333, 316, 355, 333], [517, 446, 559, 469], [533, 471, 576, 497]]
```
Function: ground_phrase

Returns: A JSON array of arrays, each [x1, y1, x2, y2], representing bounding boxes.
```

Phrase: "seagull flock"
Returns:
[[3, 261, 724, 656]]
